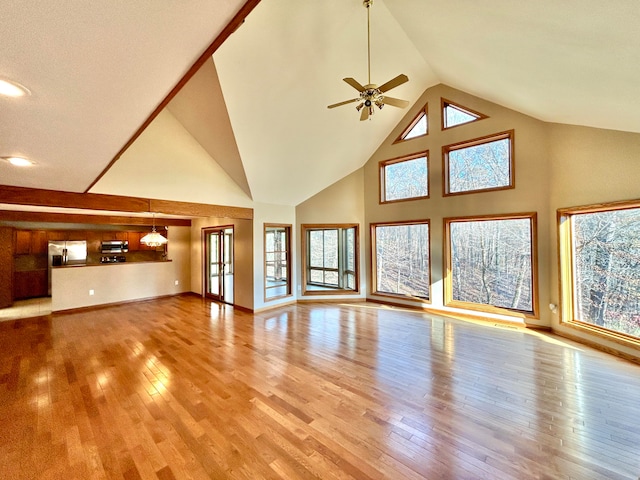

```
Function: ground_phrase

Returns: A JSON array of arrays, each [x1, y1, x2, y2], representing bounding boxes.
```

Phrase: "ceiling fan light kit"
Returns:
[[328, 0, 409, 121]]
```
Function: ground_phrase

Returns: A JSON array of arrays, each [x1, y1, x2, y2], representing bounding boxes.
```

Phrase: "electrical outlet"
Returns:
[[89, 289, 95, 296], [174, 280, 179, 286]]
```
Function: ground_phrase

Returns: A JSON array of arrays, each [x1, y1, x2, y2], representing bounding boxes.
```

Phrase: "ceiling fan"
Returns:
[[328, 0, 409, 121]]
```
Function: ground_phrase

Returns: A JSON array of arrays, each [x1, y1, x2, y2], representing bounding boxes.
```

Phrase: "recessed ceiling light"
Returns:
[[0, 79, 31, 97], [3, 156, 34, 167]]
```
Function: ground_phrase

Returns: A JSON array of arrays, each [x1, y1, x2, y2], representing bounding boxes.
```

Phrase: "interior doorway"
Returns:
[[204, 226, 234, 305]]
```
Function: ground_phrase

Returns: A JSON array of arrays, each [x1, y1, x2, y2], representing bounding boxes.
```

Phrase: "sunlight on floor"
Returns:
[[0, 297, 52, 322]]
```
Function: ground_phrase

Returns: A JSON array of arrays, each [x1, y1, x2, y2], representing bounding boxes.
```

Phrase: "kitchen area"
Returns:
[[0, 223, 190, 317]]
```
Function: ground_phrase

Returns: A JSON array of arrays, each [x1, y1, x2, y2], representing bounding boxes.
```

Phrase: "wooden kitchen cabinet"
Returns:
[[47, 231, 68, 241], [102, 231, 128, 241], [31, 231, 48, 254], [14, 230, 32, 254], [13, 270, 48, 299], [128, 232, 141, 251], [15, 230, 49, 255]]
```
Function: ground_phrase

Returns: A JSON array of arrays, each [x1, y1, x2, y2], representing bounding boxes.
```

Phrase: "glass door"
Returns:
[[204, 227, 234, 304]]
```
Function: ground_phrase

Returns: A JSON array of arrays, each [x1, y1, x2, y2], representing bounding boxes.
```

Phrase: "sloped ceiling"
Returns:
[[3, 0, 640, 210]]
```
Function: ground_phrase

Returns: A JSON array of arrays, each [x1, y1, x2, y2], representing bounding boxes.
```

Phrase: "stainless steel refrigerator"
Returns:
[[48, 240, 87, 295]]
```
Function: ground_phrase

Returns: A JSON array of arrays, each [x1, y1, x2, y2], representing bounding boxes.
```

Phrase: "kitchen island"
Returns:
[[51, 260, 185, 312]]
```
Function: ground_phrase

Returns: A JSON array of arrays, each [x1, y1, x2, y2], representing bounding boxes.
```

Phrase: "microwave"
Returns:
[[101, 240, 129, 253]]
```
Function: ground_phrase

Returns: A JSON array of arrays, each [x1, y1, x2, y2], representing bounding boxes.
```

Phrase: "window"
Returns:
[[444, 213, 538, 317], [394, 104, 428, 143], [558, 201, 640, 341], [264, 224, 291, 300], [441, 98, 487, 129], [443, 130, 514, 196], [372, 221, 430, 300], [380, 151, 429, 203], [302, 224, 359, 295]]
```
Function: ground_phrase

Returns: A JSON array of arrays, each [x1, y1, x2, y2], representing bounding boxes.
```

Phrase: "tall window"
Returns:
[[559, 201, 640, 341], [372, 221, 430, 300], [302, 224, 358, 295], [443, 130, 514, 196], [445, 213, 538, 317], [380, 151, 429, 203], [264, 224, 291, 300]]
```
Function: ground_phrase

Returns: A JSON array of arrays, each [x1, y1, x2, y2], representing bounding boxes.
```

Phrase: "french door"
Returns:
[[204, 227, 234, 304]]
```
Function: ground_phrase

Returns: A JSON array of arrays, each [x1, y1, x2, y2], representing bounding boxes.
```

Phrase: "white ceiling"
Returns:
[[2, 0, 640, 208]]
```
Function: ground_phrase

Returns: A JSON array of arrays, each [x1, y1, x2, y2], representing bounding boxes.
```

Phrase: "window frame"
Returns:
[[441, 97, 488, 130], [393, 103, 428, 144], [371, 219, 431, 302], [442, 130, 515, 197], [301, 223, 360, 296], [444, 212, 539, 319], [379, 151, 430, 204], [558, 199, 640, 346], [264, 223, 292, 302]]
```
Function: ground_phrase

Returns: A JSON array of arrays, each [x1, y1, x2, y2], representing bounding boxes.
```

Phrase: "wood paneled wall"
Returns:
[[0, 227, 13, 308]]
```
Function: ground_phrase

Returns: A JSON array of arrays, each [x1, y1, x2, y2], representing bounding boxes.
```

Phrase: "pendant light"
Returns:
[[140, 213, 168, 247]]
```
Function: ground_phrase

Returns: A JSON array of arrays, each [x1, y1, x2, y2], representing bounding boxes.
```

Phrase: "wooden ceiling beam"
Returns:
[[0, 185, 253, 220], [85, 0, 263, 193], [0, 210, 191, 227]]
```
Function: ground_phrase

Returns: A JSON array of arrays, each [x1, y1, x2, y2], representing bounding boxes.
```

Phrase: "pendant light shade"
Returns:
[[140, 214, 168, 247]]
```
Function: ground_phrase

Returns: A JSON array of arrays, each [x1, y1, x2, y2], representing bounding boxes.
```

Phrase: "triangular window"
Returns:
[[442, 98, 487, 129], [394, 104, 428, 143]]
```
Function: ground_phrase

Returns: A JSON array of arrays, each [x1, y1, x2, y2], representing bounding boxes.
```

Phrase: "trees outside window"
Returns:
[[380, 152, 429, 203], [264, 224, 291, 300], [559, 201, 640, 340], [443, 130, 514, 196], [302, 224, 359, 295], [372, 221, 430, 300], [445, 213, 537, 317]]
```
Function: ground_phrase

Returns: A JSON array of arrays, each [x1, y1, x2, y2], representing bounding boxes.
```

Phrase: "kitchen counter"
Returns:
[[52, 260, 172, 268], [51, 260, 183, 312]]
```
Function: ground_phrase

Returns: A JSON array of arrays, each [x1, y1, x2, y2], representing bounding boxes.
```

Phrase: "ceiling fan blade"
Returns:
[[343, 77, 366, 92], [382, 96, 410, 108], [378, 74, 409, 93], [327, 98, 359, 109], [360, 107, 370, 121]]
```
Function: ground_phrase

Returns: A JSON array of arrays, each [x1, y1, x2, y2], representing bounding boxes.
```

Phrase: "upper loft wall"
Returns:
[[363, 84, 552, 326], [89, 109, 253, 208], [295, 168, 366, 300], [547, 123, 640, 359]]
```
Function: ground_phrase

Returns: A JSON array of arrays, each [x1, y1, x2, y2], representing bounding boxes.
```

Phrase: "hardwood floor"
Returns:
[[1, 295, 639, 479]]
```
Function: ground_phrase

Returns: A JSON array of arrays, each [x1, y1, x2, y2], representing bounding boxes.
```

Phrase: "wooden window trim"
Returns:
[[441, 97, 488, 131], [379, 151, 430, 205], [557, 198, 640, 348], [393, 103, 428, 144], [442, 130, 515, 197], [264, 223, 292, 302], [370, 219, 431, 303], [301, 223, 360, 296], [443, 212, 539, 320]]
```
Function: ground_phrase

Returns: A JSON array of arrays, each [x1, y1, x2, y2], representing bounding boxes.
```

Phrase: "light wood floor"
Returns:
[[1, 295, 639, 480]]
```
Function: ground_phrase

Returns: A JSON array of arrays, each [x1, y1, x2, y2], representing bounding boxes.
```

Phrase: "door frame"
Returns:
[[202, 225, 234, 305]]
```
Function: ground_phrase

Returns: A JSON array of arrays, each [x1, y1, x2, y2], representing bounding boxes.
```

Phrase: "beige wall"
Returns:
[[253, 203, 297, 312], [295, 168, 367, 300], [363, 84, 551, 326], [548, 123, 640, 357], [190, 216, 254, 310]]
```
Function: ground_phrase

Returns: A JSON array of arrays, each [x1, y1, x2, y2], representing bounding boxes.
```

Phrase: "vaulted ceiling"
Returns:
[[2, 0, 639, 209]]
